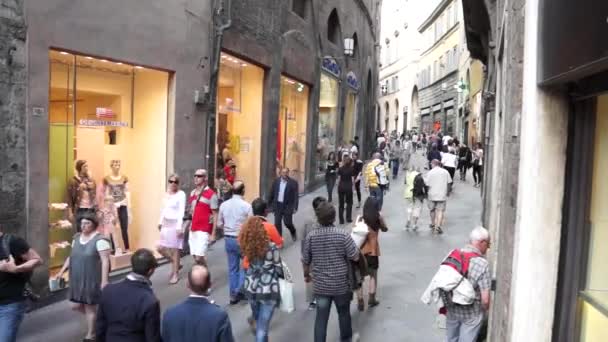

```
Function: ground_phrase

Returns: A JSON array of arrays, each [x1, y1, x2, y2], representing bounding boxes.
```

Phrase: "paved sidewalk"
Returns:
[[18, 152, 482, 342]]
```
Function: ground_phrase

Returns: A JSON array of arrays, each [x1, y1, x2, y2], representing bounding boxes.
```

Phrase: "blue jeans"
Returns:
[[369, 186, 384, 210], [224, 237, 245, 298], [250, 300, 276, 342], [0, 301, 27, 342], [315, 293, 353, 342], [391, 158, 399, 178]]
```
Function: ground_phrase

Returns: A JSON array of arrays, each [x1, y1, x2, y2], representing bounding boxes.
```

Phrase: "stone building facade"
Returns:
[[2, 0, 380, 296], [0, 0, 26, 236], [463, 0, 608, 341]]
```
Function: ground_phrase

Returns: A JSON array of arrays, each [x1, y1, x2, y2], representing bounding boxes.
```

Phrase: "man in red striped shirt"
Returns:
[[188, 169, 219, 267]]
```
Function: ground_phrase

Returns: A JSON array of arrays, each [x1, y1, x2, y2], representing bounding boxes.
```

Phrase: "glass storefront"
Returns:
[[316, 73, 339, 177], [579, 94, 608, 340], [48, 50, 169, 274], [217, 53, 264, 201], [279, 76, 309, 191], [343, 91, 358, 145]]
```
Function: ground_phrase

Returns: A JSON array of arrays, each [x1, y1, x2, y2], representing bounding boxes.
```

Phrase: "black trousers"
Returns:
[[117, 205, 130, 250], [274, 203, 296, 237], [338, 190, 353, 224], [354, 180, 362, 203], [473, 164, 483, 184]]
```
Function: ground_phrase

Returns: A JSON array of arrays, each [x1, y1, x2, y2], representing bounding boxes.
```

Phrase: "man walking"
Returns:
[[189, 169, 219, 267], [162, 265, 235, 342], [268, 168, 299, 241], [389, 140, 402, 179], [217, 181, 252, 305], [446, 227, 491, 342], [96, 249, 161, 342], [302, 202, 359, 342], [0, 227, 43, 342], [424, 159, 452, 234], [364, 152, 390, 210]]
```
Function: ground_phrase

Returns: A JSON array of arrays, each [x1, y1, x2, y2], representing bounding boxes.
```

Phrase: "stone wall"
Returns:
[[0, 0, 26, 236]]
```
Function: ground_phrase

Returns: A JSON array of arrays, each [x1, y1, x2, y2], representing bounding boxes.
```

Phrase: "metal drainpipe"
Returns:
[[205, 0, 232, 188]]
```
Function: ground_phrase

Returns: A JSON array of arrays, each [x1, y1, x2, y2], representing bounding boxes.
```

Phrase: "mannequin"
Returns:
[[67, 160, 97, 232], [103, 160, 132, 251]]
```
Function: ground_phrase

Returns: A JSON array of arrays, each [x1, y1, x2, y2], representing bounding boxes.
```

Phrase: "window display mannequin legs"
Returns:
[[117, 206, 129, 250]]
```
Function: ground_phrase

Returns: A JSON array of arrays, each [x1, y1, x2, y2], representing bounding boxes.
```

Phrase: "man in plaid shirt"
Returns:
[[445, 227, 491, 342], [302, 202, 359, 342]]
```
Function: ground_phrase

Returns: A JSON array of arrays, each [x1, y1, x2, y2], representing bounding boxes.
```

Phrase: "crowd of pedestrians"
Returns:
[[2, 129, 491, 342]]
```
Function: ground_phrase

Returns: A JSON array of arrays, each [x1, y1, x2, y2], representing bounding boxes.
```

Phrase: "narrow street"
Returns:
[[17, 153, 482, 342]]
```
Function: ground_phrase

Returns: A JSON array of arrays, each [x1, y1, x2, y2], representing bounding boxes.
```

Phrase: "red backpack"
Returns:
[[442, 249, 482, 278]]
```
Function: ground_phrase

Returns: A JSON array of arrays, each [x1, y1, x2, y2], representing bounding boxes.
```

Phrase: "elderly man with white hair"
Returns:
[[445, 226, 491, 342]]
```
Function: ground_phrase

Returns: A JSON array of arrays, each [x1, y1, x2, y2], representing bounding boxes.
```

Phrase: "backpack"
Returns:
[[412, 173, 427, 198], [440, 249, 481, 305], [374, 162, 389, 186]]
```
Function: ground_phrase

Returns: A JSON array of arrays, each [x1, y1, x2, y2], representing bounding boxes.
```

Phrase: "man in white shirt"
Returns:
[[442, 135, 452, 147], [441, 151, 458, 195], [217, 181, 252, 304], [424, 159, 452, 234]]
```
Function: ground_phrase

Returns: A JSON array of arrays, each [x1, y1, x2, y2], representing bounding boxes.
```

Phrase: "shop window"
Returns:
[[279, 77, 309, 191], [217, 53, 264, 201], [48, 49, 169, 276], [292, 0, 308, 19], [327, 9, 341, 45], [579, 94, 608, 340], [317, 73, 339, 177]]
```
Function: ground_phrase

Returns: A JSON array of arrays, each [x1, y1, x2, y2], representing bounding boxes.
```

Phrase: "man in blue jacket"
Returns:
[[162, 264, 234, 342], [96, 248, 160, 342]]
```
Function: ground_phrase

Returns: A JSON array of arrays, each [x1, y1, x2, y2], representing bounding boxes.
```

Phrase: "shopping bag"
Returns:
[[279, 261, 295, 313], [351, 215, 369, 248]]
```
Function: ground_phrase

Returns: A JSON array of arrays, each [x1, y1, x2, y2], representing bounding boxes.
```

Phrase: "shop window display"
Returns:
[[579, 94, 608, 340], [48, 50, 169, 281], [316, 73, 339, 177], [279, 76, 309, 191], [216, 53, 264, 201]]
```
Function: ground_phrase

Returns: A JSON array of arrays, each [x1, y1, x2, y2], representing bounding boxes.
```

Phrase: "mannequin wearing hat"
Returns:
[[67, 160, 97, 232], [103, 160, 132, 251]]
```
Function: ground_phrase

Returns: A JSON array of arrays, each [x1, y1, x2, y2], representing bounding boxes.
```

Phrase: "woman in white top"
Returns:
[[472, 143, 484, 187], [157, 174, 186, 284]]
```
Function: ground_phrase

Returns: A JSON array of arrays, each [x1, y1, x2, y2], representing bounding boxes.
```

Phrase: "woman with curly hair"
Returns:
[[239, 216, 283, 342]]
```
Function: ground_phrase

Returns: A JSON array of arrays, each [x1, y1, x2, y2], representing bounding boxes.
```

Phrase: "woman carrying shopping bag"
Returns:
[[356, 197, 388, 311], [240, 216, 284, 342]]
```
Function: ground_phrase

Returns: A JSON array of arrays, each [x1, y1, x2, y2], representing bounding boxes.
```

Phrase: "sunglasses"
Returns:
[[168, 180, 179, 184], [194, 174, 206, 178]]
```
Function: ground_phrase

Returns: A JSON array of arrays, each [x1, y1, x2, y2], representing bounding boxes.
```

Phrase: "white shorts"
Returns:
[[189, 231, 210, 257]]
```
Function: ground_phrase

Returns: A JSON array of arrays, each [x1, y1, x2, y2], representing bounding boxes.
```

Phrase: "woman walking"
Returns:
[[56, 216, 111, 341], [356, 197, 388, 311], [325, 152, 339, 202], [352, 152, 364, 208], [337, 154, 356, 225], [240, 216, 283, 342], [458, 144, 473, 181], [157, 174, 186, 284], [472, 142, 484, 187]]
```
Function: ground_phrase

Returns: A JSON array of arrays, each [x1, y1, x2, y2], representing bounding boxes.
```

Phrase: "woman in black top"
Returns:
[[337, 154, 356, 224], [325, 152, 339, 202], [352, 152, 365, 208]]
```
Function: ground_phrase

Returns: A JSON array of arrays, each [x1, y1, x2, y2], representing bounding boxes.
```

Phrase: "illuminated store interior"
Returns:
[[48, 50, 169, 274], [316, 73, 339, 176]]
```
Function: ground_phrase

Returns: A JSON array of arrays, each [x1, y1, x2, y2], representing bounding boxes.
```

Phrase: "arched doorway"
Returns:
[[394, 99, 400, 132]]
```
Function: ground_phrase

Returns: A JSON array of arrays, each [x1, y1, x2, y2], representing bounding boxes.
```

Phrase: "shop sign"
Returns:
[[321, 56, 341, 78], [79, 119, 128, 127], [346, 71, 359, 90]]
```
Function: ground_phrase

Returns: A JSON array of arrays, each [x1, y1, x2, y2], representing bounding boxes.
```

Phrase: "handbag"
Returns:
[[351, 215, 369, 248], [279, 261, 295, 313]]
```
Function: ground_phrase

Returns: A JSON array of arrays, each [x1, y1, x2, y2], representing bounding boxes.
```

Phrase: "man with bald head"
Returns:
[[217, 180, 252, 304], [188, 169, 219, 267], [162, 265, 234, 342]]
